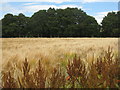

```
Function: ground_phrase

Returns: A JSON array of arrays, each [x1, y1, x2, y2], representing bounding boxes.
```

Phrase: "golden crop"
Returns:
[[1, 38, 119, 88]]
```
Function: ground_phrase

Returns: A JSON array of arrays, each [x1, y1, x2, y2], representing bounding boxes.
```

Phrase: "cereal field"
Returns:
[[1, 38, 120, 88]]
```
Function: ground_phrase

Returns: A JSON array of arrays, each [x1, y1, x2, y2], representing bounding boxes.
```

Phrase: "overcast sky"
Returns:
[[0, 0, 119, 24]]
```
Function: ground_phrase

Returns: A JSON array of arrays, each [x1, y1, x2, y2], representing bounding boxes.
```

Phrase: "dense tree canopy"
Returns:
[[2, 13, 29, 37], [101, 11, 120, 37], [1, 8, 119, 37]]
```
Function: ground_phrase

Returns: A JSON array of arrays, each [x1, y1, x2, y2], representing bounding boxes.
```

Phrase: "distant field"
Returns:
[[1, 38, 119, 88], [2, 38, 118, 64]]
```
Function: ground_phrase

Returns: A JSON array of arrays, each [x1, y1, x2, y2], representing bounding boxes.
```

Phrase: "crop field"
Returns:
[[1, 38, 120, 88]]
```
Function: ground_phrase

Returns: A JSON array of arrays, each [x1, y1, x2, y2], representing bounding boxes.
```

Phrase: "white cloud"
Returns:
[[83, 0, 98, 2], [1, 1, 118, 20], [1, 3, 25, 19], [2, 4, 24, 14], [24, 5, 57, 12], [1, 0, 119, 3], [94, 11, 117, 24], [83, 0, 119, 2], [2, 0, 72, 4], [23, 3, 39, 6], [94, 12, 108, 24], [0, 3, 83, 19], [23, 4, 82, 13]]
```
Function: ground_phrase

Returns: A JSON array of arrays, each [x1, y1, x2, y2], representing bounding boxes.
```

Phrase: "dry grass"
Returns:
[[0, 38, 119, 88]]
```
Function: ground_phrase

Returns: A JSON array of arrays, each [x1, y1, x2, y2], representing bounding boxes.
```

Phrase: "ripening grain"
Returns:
[[1, 38, 119, 88], [2, 38, 118, 65]]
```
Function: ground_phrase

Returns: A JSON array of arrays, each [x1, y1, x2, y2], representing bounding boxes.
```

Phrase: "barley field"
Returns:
[[2, 38, 118, 64], [1, 38, 120, 88]]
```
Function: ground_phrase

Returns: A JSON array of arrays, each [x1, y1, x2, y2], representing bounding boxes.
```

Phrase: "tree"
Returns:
[[2, 8, 119, 37], [2, 13, 29, 37], [101, 11, 119, 37], [2, 13, 16, 37]]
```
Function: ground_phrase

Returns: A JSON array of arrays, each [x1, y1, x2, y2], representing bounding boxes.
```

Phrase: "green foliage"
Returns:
[[101, 11, 120, 37], [2, 13, 29, 37], [1, 8, 119, 37]]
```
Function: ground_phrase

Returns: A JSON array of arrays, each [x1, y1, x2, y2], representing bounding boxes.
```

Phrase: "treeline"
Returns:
[[1, 7, 120, 37]]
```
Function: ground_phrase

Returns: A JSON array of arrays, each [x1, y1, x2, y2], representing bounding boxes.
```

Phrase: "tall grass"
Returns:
[[1, 46, 120, 88]]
